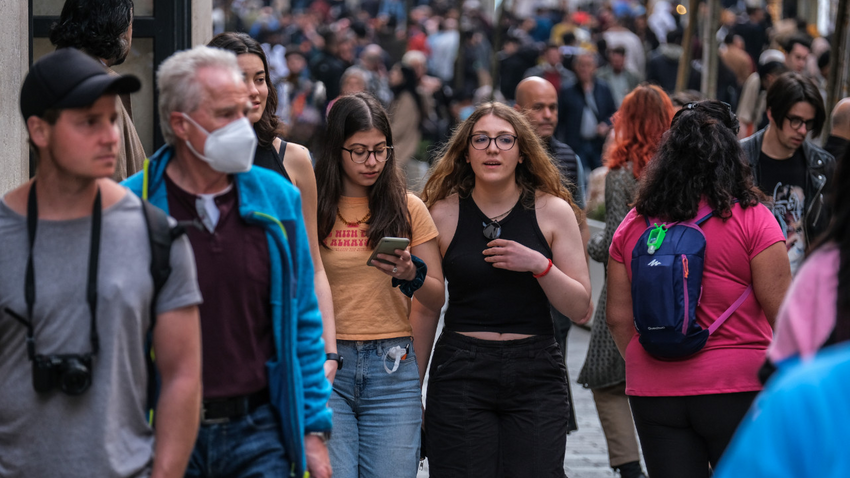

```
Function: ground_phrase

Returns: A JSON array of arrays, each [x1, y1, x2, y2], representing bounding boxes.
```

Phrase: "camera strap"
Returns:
[[23, 181, 102, 359]]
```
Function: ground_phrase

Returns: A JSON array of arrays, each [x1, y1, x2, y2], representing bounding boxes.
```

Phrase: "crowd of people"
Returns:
[[3, 0, 850, 477]]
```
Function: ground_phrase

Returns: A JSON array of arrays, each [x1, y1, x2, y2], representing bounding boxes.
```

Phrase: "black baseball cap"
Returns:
[[20, 47, 141, 120]]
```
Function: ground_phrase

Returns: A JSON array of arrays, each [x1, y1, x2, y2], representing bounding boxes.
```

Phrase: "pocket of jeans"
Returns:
[[245, 403, 281, 431], [430, 348, 471, 381], [539, 344, 567, 375]]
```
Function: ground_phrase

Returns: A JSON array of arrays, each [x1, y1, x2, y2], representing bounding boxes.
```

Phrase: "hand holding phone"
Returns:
[[366, 237, 410, 266]]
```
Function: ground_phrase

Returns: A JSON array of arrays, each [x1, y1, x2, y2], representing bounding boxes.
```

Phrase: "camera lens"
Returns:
[[59, 358, 92, 395]]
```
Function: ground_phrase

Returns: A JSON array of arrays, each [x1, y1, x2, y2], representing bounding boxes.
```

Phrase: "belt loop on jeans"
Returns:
[[201, 388, 270, 425]]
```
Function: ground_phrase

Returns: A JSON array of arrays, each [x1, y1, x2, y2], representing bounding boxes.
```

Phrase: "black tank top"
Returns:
[[443, 193, 554, 336], [253, 140, 291, 182]]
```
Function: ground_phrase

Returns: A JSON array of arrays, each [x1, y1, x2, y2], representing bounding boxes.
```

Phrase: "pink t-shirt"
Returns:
[[767, 246, 839, 365], [609, 202, 785, 396]]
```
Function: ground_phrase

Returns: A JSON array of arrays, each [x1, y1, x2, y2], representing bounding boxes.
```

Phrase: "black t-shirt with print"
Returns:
[[758, 148, 807, 273], [758, 148, 807, 196]]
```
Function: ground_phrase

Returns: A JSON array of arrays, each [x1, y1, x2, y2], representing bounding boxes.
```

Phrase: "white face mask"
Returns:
[[181, 113, 258, 174]]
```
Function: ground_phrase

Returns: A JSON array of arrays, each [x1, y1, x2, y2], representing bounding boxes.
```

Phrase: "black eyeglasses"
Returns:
[[468, 134, 518, 151], [785, 115, 816, 132], [341, 145, 393, 164], [682, 101, 739, 134], [684, 101, 733, 113]]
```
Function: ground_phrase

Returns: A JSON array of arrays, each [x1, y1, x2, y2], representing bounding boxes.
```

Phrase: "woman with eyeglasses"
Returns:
[[417, 102, 590, 477], [314, 92, 444, 478], [206, 32, 341, 383], [605, 100, 791, 478]]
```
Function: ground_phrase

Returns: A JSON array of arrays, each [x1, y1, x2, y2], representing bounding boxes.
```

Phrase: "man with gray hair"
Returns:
[[124, 46, 332, 478]]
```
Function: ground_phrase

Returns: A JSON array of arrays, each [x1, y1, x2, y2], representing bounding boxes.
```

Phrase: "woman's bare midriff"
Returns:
[[457, 331, 535, 341]]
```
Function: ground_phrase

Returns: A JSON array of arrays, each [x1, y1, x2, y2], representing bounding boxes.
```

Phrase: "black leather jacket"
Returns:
[[740, 128, 835, 244]]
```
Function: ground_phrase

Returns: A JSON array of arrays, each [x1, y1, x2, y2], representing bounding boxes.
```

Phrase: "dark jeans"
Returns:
[[185, 403, 290, 477], [629, 392, 759, 478], [424, 331, 570, 478]]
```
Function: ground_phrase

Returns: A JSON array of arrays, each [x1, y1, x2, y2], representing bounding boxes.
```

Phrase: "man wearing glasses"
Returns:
[[741, 72, 834, 275]]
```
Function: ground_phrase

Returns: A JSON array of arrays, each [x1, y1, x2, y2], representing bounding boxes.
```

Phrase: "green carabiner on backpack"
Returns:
[[646, 223, 668, 254]]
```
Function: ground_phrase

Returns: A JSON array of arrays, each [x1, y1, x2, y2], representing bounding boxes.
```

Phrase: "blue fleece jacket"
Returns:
[[123, 145, 332, 477]]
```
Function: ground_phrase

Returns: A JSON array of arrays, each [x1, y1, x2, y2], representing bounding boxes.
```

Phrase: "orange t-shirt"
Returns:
[[321, 193, 439, 340]]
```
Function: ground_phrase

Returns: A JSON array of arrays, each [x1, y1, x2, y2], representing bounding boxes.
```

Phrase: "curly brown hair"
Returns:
[[420, 102, 580, 218]]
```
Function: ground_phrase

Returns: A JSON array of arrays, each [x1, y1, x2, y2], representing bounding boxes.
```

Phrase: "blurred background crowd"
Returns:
[[211, 0, 845, 192]]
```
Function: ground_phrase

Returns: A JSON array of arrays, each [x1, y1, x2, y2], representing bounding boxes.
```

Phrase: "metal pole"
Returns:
[[676, 0, 699, 93], [825, 0, 849, 139], [701, 0, 720, 99], [489, 0, 506, 101]]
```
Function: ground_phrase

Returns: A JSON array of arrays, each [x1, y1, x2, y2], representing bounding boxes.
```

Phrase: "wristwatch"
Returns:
[[326, 352, 343, 370], [307, 430, 331, 444]]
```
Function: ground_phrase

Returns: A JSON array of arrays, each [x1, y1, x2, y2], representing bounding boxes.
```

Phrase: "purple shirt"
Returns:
[[165, 173, 273, 399]]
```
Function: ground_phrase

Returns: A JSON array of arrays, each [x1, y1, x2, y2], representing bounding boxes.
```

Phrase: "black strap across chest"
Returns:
[[22, 182, 102, 359]]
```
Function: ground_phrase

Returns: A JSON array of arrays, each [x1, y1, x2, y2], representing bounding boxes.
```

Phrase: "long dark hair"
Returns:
[[316, 93, 411, 249], [634, 100, 765, 221], [814, 147, 850, 342], [50, 0, 133, 64], [207, 32, 282, 149]]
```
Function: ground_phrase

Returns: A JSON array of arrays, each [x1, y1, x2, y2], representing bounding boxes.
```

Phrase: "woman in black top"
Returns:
[[207, 32, 339, 383], [417, 102, 591, 476]]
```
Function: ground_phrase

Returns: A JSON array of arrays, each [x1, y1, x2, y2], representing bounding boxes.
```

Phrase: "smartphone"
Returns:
[[366, 237, 410, 266]]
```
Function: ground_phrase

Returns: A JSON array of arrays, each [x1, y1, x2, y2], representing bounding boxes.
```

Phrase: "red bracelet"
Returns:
[[532, 259, 553, 278]]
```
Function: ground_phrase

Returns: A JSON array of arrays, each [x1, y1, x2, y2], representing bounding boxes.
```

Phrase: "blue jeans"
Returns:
[[185, 403, 290, 477], [329, 337, 422, 478]]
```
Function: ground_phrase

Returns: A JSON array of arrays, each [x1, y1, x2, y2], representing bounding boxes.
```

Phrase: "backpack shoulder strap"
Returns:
[[708, 285, 753, 334], [140, 200, 197, 423], [141, 200, 173, 327], [694, 204, 716, 225]]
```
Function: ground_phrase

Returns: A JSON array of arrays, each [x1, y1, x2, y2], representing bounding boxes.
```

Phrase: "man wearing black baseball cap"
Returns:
[[0, 47, 203, 477]]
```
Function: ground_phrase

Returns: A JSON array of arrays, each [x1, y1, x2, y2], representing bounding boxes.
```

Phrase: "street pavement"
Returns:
[[563, 325, 623, 477], [418, 324, 629, 478]]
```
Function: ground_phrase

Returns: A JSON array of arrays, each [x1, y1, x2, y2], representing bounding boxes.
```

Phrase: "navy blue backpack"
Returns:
[[630, 205, 753, 359]]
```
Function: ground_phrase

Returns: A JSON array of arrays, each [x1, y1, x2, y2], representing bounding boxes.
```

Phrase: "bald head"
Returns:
[[515, 77, 559, 139], [831, 97, 850, 140]]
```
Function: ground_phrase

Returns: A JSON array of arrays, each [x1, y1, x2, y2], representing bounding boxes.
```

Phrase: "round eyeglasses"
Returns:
[[342, 145, 393, 164], [468, 134, 518, 151], [785, 115, 816, 132]]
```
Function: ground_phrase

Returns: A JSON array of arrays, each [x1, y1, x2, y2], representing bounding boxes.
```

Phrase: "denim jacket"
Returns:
[[123, 146, 332, 477], [740, 128, 835, 245]]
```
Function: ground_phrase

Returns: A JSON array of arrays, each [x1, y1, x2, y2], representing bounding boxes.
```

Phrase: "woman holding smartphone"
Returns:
[[314, 92, 444, 478], [418, 102, 591, 477]]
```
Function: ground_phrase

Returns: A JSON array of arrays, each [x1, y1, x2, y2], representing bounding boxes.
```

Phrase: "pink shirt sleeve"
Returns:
[[744, 203, 786, 260], [768, 247, 839, 364], [609, 208, 638, 264]]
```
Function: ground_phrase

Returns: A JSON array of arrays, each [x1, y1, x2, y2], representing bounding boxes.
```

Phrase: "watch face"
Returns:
[[310, 431, 331, 444]]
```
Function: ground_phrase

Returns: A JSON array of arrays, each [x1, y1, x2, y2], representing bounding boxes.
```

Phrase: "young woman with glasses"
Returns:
[[314, 92, 444, 478], [417, 102, 591, 477]]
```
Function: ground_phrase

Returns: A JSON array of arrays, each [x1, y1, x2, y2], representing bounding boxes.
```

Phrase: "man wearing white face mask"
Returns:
[[124, 46, 333, 478]]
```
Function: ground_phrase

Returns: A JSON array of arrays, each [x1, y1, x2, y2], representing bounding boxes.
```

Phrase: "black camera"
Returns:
[[33, 354, 93, 395]]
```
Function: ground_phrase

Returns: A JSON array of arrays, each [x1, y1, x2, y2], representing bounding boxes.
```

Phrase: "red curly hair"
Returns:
[[605, 84, 675, 178]]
